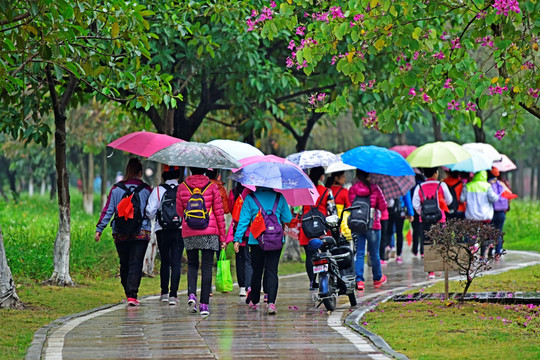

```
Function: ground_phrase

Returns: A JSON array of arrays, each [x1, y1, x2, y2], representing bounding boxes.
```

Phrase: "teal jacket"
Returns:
[[234, 188, 292, 246]]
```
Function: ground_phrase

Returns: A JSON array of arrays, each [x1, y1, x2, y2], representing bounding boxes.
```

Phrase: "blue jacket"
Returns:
[[234, 188, 292, 245], [401, 192, 414, 217]]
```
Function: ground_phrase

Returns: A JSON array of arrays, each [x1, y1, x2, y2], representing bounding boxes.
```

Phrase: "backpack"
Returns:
[[347, 187, 372, 234], [387, 198, 403, 217], [446, 182, 460, 215], [114, 182, 147, 236], [157, 183, 182, 230], [250, 194, 284, 251], [419, 183, 442, 224], [301, 189, 329, 239], [183, 182, 212, 230]]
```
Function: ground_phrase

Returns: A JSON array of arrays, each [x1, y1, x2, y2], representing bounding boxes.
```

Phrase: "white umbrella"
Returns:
[[493, 154, 517, 172], [447, 149, 493, 173], [463, 143, 502, 162], [286, 150, 341, 169], [325, 161, 356, 174], [207, 139, 264, 161]]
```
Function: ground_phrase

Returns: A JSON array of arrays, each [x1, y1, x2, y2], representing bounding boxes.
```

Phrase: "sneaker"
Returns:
[[390, 247, 397, 259], [264, 294, 268, 303], [373, 275, 387, 289], [356, 281, 364, 290], [428, 272, 435, 279], [245, 288, 252, 305], [249, 301, 259, 311], [380, 260, 387, 266], [127, 298, 140, 306], [421, 254, 424, 259], [239, 287, 247, 297], [187, 293, 197, 313], [396, 256, 403, 264], [384, 246, 392, 260], [199, 304, 209, 316], [168, 297, 178, 305], [267, 303, 276, 315], [160, 294, 168, 302]]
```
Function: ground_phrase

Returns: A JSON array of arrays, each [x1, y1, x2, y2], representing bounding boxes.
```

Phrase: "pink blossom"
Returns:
[[466, 102, 477, 111], [270, 1, 277, 8], [368, 79, 376, 87], [330, 56, 337, 65], [287, 40, 296, 50], [477, 36, 494, 47], [350, 21, 355, 27], [308, 94, 317, 105], [360, 83, 367, 91], [523, 61, 535, 70], [527, 88, 539, 98], [251, 10, 258, 18], [488, 85, 504, 95], [317, 93, 327, 101], [432, 51, 445, 60], [413, 51, 420, 60], [493, 0, 521, 16], [362, 110, 379, 129], [477, 11, 487, 19], [296, 26, 306, 36], [447, 99, 460, 110], [354, 14, 365, 22], [246, 19, 255, 31], [296, 60, 307, 70], [443, 79, 453, 89], [440, 32, 450, 41], [451, 38, 461, 49], [330, 6, 345, 19], [304, 12, 309, 17], [285, 57, 294, 68], [422, 93, 432, 103], [494, 129, 506, 140]]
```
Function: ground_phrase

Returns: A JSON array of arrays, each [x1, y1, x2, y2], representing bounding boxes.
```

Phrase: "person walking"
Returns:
[[298, 166, 336, 290], [488, 167, 512, 259], [412, 167, 453, 279], [233, 187, 292, 314], [145, 165, 184, 305], [411, 171, 427, 257], [442, 170, 466, 219], [348, 169, 388, 290], [176, 167, 226, 316], [387, 193, 414, 264], [95, 158, 152, 306], [325, 171, 351, 215]]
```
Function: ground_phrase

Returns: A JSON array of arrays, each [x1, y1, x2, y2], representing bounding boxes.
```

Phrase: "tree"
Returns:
[[1, 0, 172, 285], [0, 225, 23, 309], [253, 1, 539, 139]]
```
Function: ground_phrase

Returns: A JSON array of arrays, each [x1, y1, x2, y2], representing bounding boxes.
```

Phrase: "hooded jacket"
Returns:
[[460, 171, 499, 221], [176, 174, 226, 242], [347, 181, 387, 230]]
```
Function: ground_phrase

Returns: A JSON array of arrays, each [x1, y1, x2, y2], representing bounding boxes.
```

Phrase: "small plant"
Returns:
[[425, 218, 504, 300]]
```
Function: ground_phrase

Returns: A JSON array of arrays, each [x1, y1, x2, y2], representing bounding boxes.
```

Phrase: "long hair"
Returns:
[[325, 171, 345, 187], [356, 169, 370, 187], [309, 166, 325, 185], [123, 158, 142, 181], [190, 167, 207, 175], [232, 182, 245, 200]]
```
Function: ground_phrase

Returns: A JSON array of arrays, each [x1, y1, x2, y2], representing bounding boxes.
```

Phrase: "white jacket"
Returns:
[[145, 179, 181, 232]]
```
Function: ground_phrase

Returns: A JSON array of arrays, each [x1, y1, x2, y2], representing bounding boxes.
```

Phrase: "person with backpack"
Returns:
[[145, 165, 184, 305], [95, 158, 152, 307], [412, 167, 453, 279], [207, 169, 230, 214], [233, 187, 292, 314], [386, 193, 414, 264], [298, 166, 336, 290], [176, 167, 227, 316], [325, 171, 351, 215], [347, 169, 388, 291], [488, 167, 513, 259], [442, 170, 466, 219], [410, 171, 427, 257]]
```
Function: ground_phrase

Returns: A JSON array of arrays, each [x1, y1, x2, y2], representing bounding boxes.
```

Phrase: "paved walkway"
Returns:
[[28, 250, 540, 360]]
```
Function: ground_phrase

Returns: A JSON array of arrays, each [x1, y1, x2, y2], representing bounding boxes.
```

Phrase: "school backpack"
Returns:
[[183, 182, 212, 230], [301, 189, 329, 239], [347, 188, 372, 234], [157, 183, 182, 230], [446, 182, 461, 215], [419, 183, 442, 224], [114, 182, 147, 236], [250, 194, 284, 251]]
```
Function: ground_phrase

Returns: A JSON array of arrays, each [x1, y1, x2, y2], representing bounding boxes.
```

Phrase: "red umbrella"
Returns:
[[108, 131, 184, 157], [389, 145, 417, 159]]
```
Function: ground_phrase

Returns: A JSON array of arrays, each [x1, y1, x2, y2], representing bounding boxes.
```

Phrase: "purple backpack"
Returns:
[[250, 193, 283, 251]]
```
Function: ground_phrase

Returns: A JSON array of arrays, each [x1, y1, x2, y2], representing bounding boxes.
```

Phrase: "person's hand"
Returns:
[[233, 242, 240, 253], [94, 232, 102, 243], [221, 242, 227, 250], [407, 215, 414, 222]]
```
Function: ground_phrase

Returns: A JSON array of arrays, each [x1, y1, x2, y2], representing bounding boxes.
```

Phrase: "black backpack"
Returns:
[[301, 189, 328, 239], [419, 183, 442, 224], [157, 183, 182, 230], [446, 182, 460, 215], [387, 198, 403, 217], [348, 188, 372, 234], [114, 182, 147, 236]]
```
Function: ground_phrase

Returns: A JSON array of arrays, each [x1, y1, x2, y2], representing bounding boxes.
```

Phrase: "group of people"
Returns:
[[94, 157, 511, 316]]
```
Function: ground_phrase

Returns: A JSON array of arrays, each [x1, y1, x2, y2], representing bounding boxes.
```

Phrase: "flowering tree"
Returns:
[[250, 0, 539, 140]]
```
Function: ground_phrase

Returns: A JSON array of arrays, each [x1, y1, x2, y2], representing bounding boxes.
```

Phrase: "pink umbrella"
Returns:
[[108, 131, 184, 157], [232, 155, 318, 206], [493, 154, 517, 172], [389, 145, 417, 159]]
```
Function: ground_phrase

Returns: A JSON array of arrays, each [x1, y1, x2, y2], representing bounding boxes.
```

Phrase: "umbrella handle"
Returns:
[[107, 149, 115, 158]]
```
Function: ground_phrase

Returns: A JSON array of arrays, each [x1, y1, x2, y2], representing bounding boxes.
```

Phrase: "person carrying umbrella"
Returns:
[[176, 167, 227, 316], [348, 169, 388, 291]]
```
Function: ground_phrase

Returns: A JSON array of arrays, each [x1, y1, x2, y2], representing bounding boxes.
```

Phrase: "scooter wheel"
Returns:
[[348, 292, 357, 307], [323, 296, 337, 311]]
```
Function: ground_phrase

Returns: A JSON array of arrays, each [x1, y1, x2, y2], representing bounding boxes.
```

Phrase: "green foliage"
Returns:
[[504, 200, 540, 252]]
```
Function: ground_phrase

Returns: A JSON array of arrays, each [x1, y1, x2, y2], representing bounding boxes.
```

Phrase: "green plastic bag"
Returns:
[[215, 249, 233, 293]]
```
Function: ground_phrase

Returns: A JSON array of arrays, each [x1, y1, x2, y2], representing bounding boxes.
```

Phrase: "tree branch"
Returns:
[[273, 115, 300, 141], [0, 11, 30, 26], [274, 84, 337, 104]]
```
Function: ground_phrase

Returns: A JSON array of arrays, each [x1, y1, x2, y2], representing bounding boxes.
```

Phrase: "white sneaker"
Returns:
[[160, 294, 168, 302], [239, 287, 247, 297], [168, 297, 178, 305]]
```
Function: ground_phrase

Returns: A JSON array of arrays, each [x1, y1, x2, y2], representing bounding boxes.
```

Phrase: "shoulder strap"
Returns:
[[271, 194, 280, 213], [316, 189, 329, 208], [249, 193, 264, 213], [335, 188, 343, 200], [201, 182, 213, 194], [116, 182, 128, 192], [161, 183, 172, 192], [419, 183, 426, 201], [183, 182, 193, 194], [450, 181, 460, 190], [134, 183, 146, 193]]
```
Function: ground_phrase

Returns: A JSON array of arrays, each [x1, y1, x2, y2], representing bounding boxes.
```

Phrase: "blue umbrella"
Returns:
[[447, 149, 493, 173], [229, 161, 314, 190], [341, 145, 415, 176]]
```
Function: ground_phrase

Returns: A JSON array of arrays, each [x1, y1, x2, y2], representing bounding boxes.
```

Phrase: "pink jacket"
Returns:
[[176, 175, 226, 242], [348, 181, 387, 230]]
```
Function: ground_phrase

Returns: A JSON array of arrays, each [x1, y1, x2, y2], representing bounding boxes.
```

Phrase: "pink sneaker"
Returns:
[[127, 298, 140, 306], [396, 256, 403, 264], [428, 272, 435, 279], [380, 260, 387, 266], [373, 275, 387, 288], [249, 301, 259, 311], [267, 303, 276, 315]]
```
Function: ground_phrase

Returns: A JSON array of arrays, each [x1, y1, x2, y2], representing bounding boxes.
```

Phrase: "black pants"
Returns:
[[115, 240, 148, 299], [388, 215, 405, 256], [156, 229, 184, 298], [303, 245, 317, 286], [379, 219, 389, 260], [250, 244, 281, 305], [411, 214, 424, 255], [187, 249, 213, 305], [235, 244, 253, 288]]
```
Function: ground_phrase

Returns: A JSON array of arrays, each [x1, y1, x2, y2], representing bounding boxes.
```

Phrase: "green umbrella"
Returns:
[[406, 141, 471, 168]]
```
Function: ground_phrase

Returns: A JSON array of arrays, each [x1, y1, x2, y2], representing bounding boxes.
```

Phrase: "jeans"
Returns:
[[412, 214, 424, 255], [491, 211, 506, 254], [186, 249, 213, 305], [235, 243, 253, 288], [156, 229, 184, 298], [388, 215, 405, 256], [354, 230, 382, 282], [115, 240, 148, 299], [249, 244, 281, 304], [303, 245, 317, 286]]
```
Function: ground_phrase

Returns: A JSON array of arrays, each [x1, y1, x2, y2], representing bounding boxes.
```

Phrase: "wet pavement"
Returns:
[[29, 249, 540, 360]]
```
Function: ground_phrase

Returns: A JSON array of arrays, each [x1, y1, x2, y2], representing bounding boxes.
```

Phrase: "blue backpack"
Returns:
[[250, 194, 284, 251], [183, 182, 212, 230]]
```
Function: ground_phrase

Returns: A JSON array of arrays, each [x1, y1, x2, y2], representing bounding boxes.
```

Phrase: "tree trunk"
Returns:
[[28, 176, 34, 197], [49, 171, 56, 201], [529, 166, 535, 200], [296, 112, 324, 152], [431, 113, 443, 141], [7, 168, 17, 202], [536, 161, 540, 200], [40, 180, 46, 196], [472, 109, 486, 142], [0, 225, 23, 309], [82, 153, 94, 214], [395, 131, 407, 146]]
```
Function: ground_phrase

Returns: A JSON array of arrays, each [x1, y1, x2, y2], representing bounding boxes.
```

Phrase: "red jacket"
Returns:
[[176, 175, 226, 242], [298, 185, 332, 246], [330, 185, 350, 208], [347, 181, 387, 230]]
